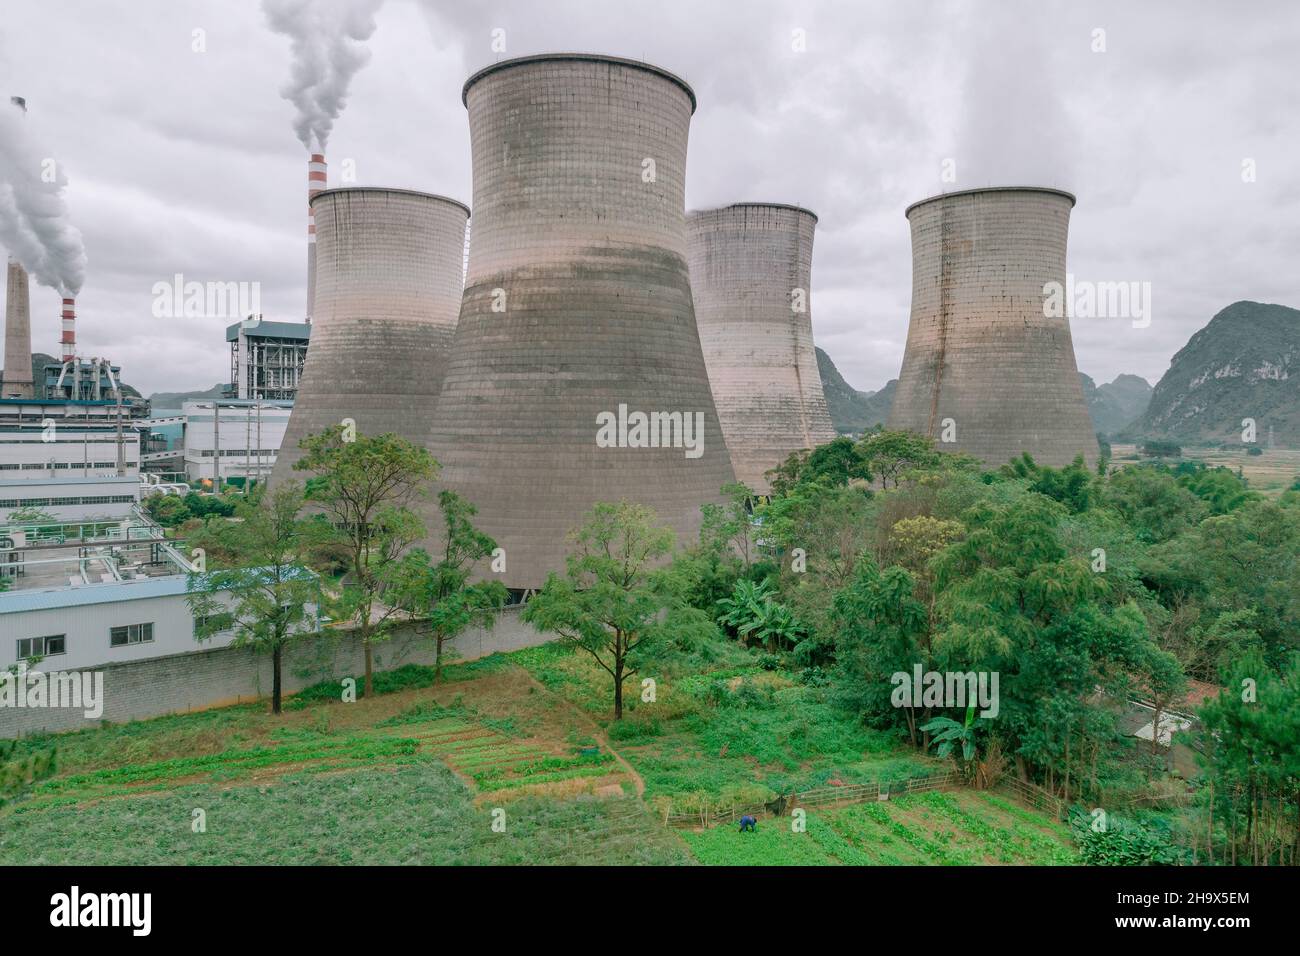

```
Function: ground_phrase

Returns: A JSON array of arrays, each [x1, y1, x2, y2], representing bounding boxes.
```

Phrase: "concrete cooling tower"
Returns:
[[271, 187, 469, 485], [687, 203, 836, 494], [887, 186, 1099, 468], [3, 258, 34, 399], [425, 53, 735, 590]]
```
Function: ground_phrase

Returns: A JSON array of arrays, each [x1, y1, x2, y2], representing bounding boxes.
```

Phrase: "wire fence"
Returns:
[[663, 770, 964, 829]]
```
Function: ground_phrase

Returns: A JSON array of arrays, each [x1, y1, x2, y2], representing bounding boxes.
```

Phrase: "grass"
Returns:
[[0, 638, 1073, 866], [0, 758, 690, 865], [679, 791, 1077, 866], [513, 640, 942, 814]]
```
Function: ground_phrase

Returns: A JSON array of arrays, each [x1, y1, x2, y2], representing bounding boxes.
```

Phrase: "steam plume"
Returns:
[[0, 99, 86, 297], [263, 0, 384, 152]]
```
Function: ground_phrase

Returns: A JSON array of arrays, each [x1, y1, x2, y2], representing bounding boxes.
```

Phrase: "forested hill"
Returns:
[[1133, 301, 1300, 445]]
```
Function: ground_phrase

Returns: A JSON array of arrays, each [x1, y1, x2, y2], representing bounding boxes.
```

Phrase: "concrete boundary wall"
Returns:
[[0, 605, 544, 738]]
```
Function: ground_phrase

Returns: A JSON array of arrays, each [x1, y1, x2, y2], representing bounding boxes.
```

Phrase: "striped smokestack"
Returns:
[[60, 297, 75, 362], [306, 153, 326, 321], [3, 257, 34, 398]]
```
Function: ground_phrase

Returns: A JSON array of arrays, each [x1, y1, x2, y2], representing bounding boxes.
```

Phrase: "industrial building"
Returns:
[[887, 187, 1100, 468], [176, 399, 291, 484], [425, 54, 735, 591], [687, 203, 836, 494], [0, 515, 316, 674], [271, 187, 469, 485], [227, 316, 310, 401]]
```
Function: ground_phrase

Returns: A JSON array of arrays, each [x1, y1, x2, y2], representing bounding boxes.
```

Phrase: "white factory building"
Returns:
[[137, 399, 293, 485], [179, 399, 292, 484], [0, 516, 319, 673]]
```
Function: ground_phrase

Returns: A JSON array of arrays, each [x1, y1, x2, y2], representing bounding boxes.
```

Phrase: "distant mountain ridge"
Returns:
[[1079, 372, 1152, 435], [816, 347, 894, 434], [1133, 300, 1300, 445], [147, 384, 229, 408]]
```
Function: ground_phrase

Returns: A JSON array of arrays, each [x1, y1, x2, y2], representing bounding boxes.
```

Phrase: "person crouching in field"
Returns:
[[739, 814, 757, 833]]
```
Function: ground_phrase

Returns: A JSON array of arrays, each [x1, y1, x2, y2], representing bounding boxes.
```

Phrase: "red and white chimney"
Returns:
[[60, 297, 76, 362], [306, 153, 326, 322]]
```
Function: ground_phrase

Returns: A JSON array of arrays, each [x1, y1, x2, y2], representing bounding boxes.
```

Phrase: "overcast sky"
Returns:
[[1, 0, 1296, 396]]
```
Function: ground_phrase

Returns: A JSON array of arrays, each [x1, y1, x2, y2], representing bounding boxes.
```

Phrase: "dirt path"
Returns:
[[517, 670, 647, 799]]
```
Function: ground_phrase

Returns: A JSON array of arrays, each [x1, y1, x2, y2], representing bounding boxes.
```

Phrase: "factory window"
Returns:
[[195, 612, 236, 634], [16, 634, 66, 659], [109, 623, 154, 648]]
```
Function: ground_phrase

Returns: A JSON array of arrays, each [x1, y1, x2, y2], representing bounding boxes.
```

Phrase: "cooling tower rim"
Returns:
[[310, 186, 470, 217], [688, 202, 818, 223], [904, 186, 1076, 218], [462, 53, 697, 114]]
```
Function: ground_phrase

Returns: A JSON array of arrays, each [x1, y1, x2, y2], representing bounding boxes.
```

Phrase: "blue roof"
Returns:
[[0, 575, 190, 614]]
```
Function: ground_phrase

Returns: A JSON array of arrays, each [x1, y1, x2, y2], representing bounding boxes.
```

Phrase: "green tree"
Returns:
[[521, 501, 710, 719], [186, 482, 323, 714], [388, 491, 508, 681], [856, 429, 941, 489], [1198, 651, 1300, 865], [295, 426, 438, 697]]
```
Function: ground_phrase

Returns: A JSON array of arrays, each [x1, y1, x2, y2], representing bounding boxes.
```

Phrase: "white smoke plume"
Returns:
[[263, 0, 385, 152], [0, 100, 87, 296]]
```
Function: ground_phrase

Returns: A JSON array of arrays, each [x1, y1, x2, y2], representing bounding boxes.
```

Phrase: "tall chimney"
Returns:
[[306, 153, 326, 321], [3, 257, 35, 398], [3, 94, 35, 399], [60, 297, 76, 363]]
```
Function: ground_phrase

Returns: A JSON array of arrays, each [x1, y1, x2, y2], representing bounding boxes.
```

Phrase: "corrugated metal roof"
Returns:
[[0, 575, 190, 614], [0, 565, 320, 614]]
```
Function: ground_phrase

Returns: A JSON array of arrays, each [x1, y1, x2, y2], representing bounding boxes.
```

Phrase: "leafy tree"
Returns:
[[521, 501, 711, 719], [1176, 465, 1256, 515], [295, 426, 438, 697], [1001, 454, 1095, 513], [1140, 438, 1182, 458], [714, 578, 806, 652], [144, 494, 191, 528], [1103, 465, 1205, 543], [767, 436, 870, 493], [831, 558, 932, 747], [699, 481, 759, 567], [186, 483, 323, 714], [922, 706, 984, 782], [1198, 651, 1300, 865], [856, 429, 941, 489], [388, 491, 508, 681]]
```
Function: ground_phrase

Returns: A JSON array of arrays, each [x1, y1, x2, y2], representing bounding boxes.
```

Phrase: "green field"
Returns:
[[0, 643, 1072, 866], [681, 791, 1075, 866], [1111, 443, 1300, 495]]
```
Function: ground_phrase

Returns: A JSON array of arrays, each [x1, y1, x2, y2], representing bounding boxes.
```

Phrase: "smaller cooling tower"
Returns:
[[271, 187, 469, 486], [888, 186, 1099, 468], [3, 259, 34, 398], [687, 203, 836, 493]]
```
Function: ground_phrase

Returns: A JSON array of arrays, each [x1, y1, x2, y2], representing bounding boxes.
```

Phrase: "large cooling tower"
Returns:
[[888, 187, 1099, 468], [687, 203, 836, 494], [271, 187, 469, 485], [425, 54, 735, 590], [3, 258, 34, 399]]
